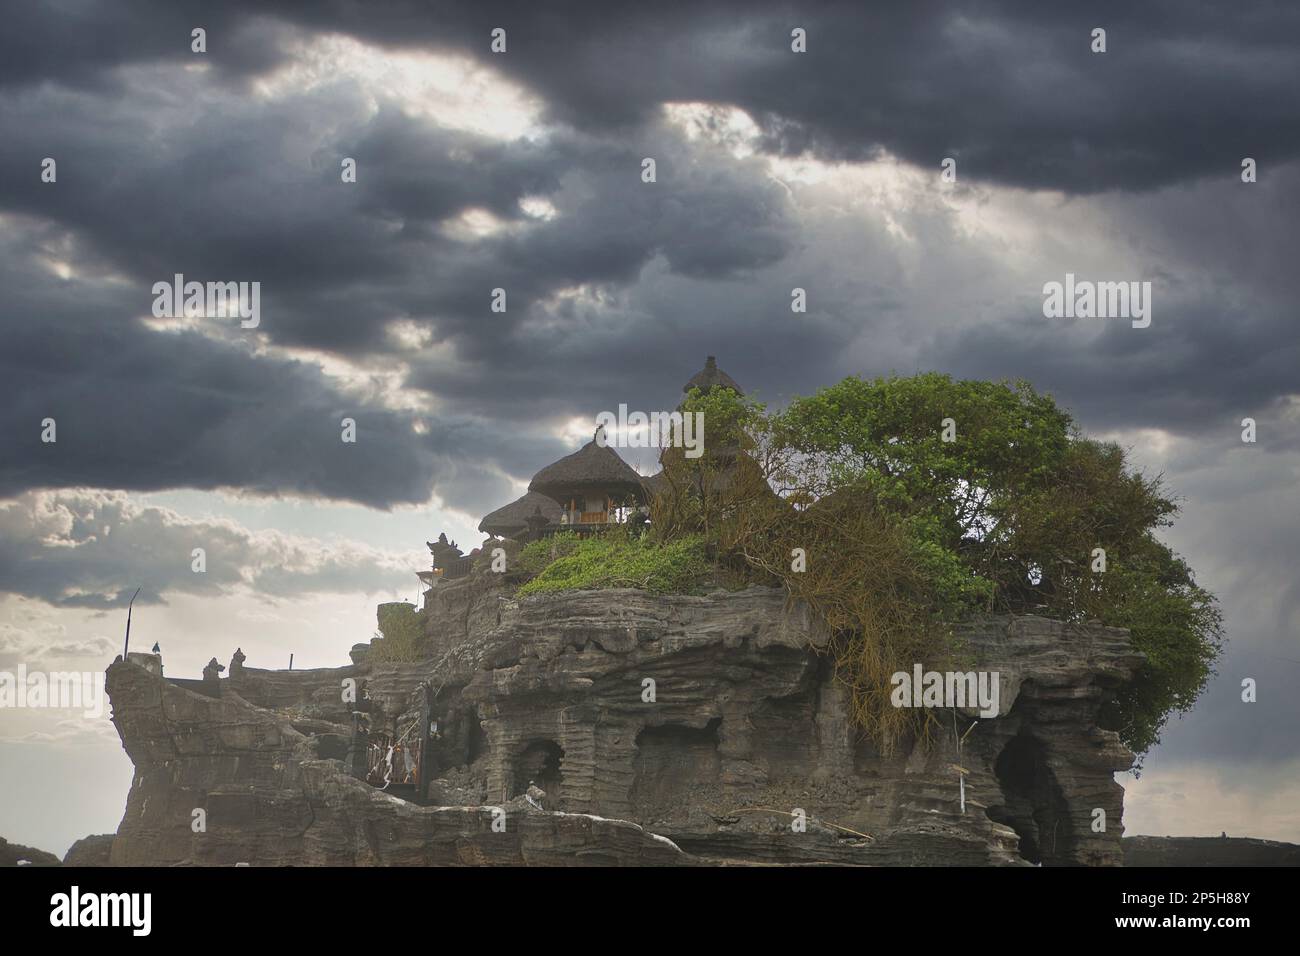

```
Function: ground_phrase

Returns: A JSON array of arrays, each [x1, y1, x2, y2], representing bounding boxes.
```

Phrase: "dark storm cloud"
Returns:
[[0, 2, 291, 91], [932, 296, 1300, 443], [0, 49, 799, 503], [925, 164, 1300, 446], [1123, 445, 1300, 764], [0, 77, 566, 355], [0, 0, 1296, 513], [6, 1, 1297, 194], [0, 216, 547, 510], [327, 0, 1300, 193]]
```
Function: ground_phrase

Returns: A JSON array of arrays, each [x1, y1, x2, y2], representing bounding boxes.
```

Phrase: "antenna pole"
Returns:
[[122, 586, 142, 658]]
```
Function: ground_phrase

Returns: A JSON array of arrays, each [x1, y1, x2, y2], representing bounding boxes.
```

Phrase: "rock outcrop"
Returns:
[[101, 578, 1144, 866], [1123, 836, 1300, 867], [63, 834, 115, 867], [0, 836, 62, 867]]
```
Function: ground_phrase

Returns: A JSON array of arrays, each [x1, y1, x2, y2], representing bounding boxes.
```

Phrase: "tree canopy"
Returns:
[[648, 372, 1222, 759]]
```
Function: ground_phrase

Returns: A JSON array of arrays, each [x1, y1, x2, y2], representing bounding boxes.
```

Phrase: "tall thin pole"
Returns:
[[122, 586, 142, 659], [415, 680, 433, 805]]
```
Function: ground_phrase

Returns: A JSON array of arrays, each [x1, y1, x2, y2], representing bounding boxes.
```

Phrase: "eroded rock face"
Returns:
[[102, 652, 680, 866], [102, 581, 1142, 866]]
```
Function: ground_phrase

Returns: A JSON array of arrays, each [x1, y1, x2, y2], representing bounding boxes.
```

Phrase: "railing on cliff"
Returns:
[[437, 555, 474, 580]]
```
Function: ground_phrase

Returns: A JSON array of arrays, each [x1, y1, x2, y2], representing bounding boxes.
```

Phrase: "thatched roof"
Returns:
[[478, 491, 563, 536], [529, 431, 646, 500], [683, 355, 743, 396]]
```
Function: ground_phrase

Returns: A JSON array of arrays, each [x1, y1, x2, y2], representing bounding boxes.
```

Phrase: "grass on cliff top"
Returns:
[[516, 531, 710, 596]]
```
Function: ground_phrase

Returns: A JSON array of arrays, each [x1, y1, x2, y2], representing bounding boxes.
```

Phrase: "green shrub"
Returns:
[[517, 533, 710, 596], [517, 533, 584, 575], [369, 601, 427, 662]]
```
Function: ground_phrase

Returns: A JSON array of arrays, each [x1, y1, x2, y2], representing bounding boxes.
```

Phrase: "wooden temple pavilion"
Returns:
[[428, 357, 747, 577], [478, 490, 563, 538], [526, 426, 646, 532]]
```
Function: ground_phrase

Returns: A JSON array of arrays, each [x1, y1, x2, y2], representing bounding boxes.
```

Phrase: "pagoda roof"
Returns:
[[683, 355, 743, 396]]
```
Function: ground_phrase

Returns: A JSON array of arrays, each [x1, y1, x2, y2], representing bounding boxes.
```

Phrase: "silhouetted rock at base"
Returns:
[[0, 836, 61, 867], [1123, 835, 1300, 867]]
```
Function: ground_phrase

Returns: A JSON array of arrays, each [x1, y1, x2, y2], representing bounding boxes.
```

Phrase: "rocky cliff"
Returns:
[[100, 577, 1144, 866]]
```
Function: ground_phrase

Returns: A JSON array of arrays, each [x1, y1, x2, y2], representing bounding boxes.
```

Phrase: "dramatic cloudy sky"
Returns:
[[1, 1, 1297, 855]]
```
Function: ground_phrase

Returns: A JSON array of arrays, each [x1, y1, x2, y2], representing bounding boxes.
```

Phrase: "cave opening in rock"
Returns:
[[512, 740, 564, 807], [988, 732, 1073, 865], [630, 718, 723, 816], [465, 709, 489, 767]]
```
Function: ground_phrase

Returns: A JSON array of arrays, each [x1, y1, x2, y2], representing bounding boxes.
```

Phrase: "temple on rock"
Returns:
[[90, 351, 1147, 868], [420, 355, 745, 590]]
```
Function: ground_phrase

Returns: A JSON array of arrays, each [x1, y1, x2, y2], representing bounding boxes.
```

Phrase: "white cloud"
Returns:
[[252, 32, 546, 141], [0, 489, 425, 608], [1122, 759, 1300, 842]]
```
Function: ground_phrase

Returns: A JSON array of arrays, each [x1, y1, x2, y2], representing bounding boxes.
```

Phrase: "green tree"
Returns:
[[774, 373, 1222, 758]]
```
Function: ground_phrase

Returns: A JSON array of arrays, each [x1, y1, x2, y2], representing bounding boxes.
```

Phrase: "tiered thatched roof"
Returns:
[[528, 431, 646, 501], [478, 491, 563, 537], [474, 359, 747, 532], [683, 355, 743, 396]]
